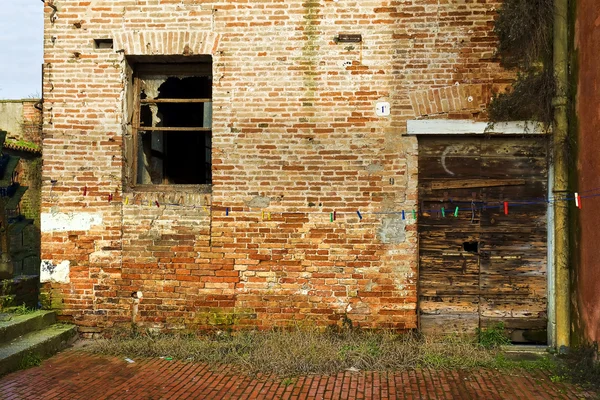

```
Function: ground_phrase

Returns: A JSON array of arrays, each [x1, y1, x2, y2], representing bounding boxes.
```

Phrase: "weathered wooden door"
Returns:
[[417, 136, 548, 343]]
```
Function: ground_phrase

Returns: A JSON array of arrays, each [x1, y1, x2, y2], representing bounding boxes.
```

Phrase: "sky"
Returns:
[[0, 3, 43, 99]]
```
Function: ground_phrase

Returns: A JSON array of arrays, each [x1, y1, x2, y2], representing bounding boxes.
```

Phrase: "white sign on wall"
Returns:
[[376, 101, 391, 117]]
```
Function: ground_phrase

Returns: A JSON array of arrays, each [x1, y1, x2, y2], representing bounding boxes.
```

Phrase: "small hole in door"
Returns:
[[463, 241, 479, 254]]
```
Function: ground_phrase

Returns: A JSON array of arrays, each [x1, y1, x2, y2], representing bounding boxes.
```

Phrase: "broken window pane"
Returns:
[[131, 61, 212, 186]]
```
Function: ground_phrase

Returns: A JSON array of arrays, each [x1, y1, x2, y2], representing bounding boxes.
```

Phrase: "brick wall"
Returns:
[[41, 0, 511, 336]]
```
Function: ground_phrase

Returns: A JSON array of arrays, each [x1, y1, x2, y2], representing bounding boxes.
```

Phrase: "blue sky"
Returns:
[[0, 3, 43, 99]]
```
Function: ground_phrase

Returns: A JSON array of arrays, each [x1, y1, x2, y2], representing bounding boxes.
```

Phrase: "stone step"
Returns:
[[501, 344, 549, 354], [0, 310, 56, 344], [501, 345, 550, 361], [0, 323, 77, 377]]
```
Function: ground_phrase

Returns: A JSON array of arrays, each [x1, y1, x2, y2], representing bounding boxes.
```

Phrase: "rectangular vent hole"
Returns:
[[94, 38, 114, 49], [463, 241, 479, 254]]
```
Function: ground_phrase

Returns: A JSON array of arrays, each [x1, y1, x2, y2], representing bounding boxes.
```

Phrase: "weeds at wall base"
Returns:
[[556, 343, 600, 392], [82, 327, 558, 378]]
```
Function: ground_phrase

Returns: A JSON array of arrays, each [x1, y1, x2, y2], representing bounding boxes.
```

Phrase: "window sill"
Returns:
[[126, 184, 212, 194]]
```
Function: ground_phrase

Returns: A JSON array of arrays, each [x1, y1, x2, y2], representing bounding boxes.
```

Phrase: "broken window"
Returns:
[[130, 61, 212, 186]]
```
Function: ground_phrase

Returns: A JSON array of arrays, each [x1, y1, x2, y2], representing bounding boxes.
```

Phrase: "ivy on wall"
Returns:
[[488, 0, 555, 124]]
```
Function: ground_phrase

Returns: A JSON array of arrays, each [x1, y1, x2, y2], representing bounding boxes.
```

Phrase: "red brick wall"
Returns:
[[21, 100, 43, 147], [573, 0, 600, 345], [41, 0, 510, 336]]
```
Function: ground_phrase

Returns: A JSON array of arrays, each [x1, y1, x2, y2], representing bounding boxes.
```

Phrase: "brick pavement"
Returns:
[[0, 350, 595, 399]]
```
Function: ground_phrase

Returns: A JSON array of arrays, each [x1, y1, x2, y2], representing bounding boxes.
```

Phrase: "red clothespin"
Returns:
[[83, 186, 87, 196], [333, 211, 337, 221], [504, 201, 509, 215], [575, 193, 582, 209], [108, 193, 113, 202], [155, 200, 160, 208]]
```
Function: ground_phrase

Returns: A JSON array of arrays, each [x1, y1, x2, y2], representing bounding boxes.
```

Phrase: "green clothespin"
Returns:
[[454, 207, 459, 217]]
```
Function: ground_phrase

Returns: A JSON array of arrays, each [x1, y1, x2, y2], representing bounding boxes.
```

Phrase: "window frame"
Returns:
[[127, 61, 213, 192]]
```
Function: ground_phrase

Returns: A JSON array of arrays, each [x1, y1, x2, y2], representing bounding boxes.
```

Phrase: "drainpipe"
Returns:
[[553, 0, 570, 352]]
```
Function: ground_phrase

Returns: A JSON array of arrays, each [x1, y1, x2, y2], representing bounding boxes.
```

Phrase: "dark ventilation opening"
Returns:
[[463, 241, 479, 254], [93, 38, 114, 49]]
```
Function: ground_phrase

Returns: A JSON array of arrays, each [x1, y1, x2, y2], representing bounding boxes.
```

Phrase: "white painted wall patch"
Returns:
[[41, 212, 103, 232], [40, 260, 70, 283]]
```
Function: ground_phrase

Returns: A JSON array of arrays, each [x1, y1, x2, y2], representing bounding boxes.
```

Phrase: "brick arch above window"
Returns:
[[409, 83, 510, 118], [114, 31, 221, 56]]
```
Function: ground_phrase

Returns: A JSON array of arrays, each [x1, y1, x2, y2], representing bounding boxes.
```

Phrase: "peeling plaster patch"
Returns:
[[89, 250, 117, 264], [365, 163, 384, 174], [246, 196, 271, 208], [392, 265, 415, 293], [141, 78, 164, 99], [378, 216, 406, 244], [297, 283, 311, 295], [365, 281, 378, 292], [41, 212, 103, 232], [347, 301, 370, 315], [40, 260, 70, 283]]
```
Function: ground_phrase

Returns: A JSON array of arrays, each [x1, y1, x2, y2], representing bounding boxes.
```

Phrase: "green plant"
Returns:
[[476, 323, 511, 349], [281, 377, 295, 386], [19, 352, 41, 369], [38, 293, 51, 310], [0, 294, 15, 311], [492, 352, 558, 372], [9, 303, 37, 315]]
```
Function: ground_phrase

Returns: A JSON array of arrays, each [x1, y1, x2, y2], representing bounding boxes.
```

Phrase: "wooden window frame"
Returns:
[[129, 62, 212, 192]]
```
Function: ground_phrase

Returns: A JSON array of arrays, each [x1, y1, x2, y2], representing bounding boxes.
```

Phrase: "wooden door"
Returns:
[[417, 137, 548, 343]]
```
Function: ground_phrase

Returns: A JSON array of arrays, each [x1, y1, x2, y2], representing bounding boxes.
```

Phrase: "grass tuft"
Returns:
[[476, 323, 512, 349]]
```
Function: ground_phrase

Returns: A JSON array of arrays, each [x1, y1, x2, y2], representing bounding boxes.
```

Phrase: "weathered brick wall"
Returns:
[[41, 0, 510, 336]]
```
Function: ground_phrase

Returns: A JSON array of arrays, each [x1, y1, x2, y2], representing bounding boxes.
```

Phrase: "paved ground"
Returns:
[[0, 350, 595, 399]]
